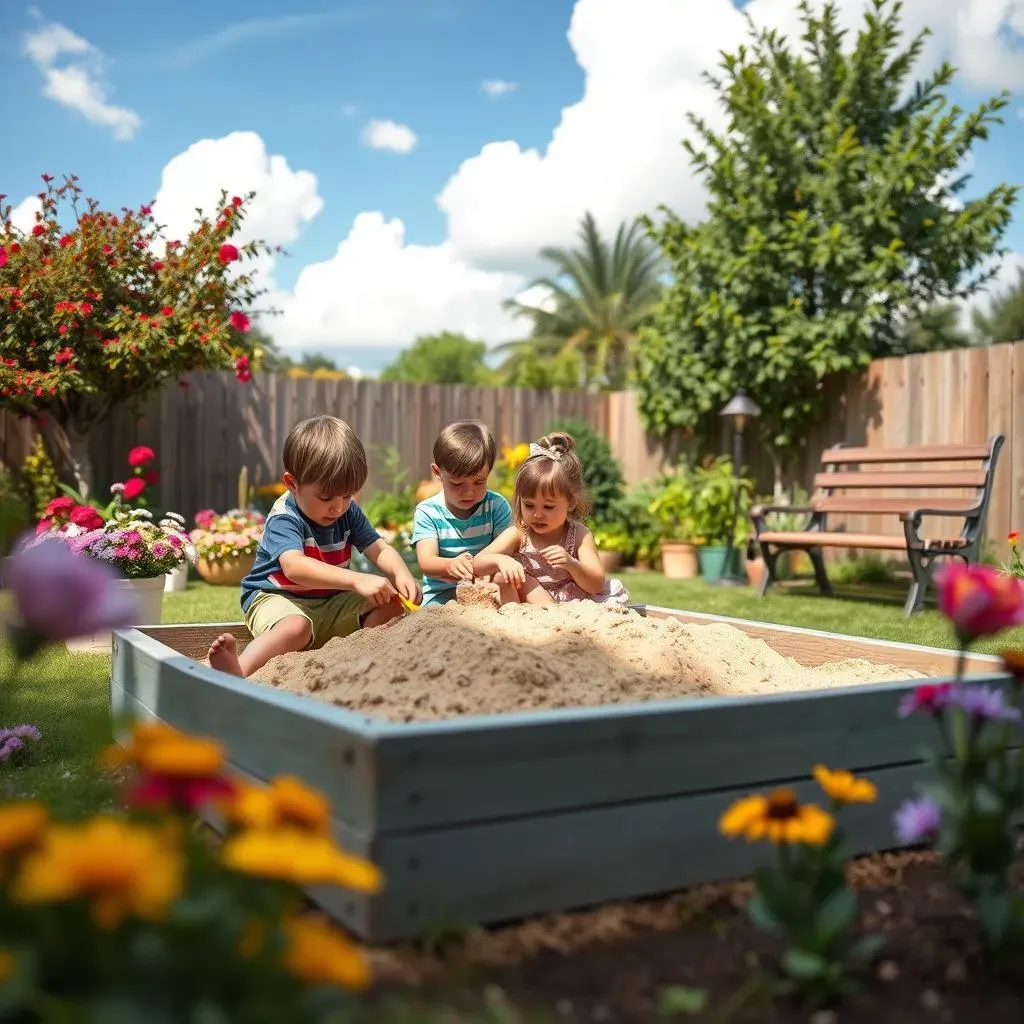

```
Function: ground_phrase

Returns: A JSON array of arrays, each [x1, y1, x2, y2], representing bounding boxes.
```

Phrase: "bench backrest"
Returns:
[[811, 437, 1004, 517]]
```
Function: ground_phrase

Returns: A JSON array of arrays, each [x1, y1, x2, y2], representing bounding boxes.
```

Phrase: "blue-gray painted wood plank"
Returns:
[[111, 628, 383, 830]]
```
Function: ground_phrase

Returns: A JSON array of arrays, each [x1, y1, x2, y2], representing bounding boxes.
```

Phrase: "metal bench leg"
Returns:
[[758, 544, 778, 597], [808, 547, 832, 597], [904, 548, 938, 617]]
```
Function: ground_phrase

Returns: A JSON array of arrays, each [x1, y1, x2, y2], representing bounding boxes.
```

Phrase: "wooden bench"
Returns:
[[750, 436, 1005, 615]]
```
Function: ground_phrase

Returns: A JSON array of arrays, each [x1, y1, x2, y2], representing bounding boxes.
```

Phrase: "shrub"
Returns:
[[21, 435, 60, 519], [544, 417, 624, 523]]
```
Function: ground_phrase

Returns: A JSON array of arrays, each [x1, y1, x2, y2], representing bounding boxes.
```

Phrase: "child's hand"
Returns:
[[354, 573, 398, 607], [447, 552, 475, 581], [540, 545, 574, 569], [496, 554, 526, 587], [394, 569, 423, 607]]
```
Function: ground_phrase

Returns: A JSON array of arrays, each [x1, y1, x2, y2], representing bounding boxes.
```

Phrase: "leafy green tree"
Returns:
[[636, 0, 1017, 485], [379, 332, 495, 385], [973, 266, 1024, 345], [895, 301, 971, 354], [0, 175, 270, 496], [495, 345, 585, 390], [502, 212, 662, 390]]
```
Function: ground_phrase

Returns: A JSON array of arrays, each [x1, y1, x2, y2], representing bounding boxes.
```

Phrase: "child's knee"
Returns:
[[271, 614, 313, 649], [362, 602, 403, 629]]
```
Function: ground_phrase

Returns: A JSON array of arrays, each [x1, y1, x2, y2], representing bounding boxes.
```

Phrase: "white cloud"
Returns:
[[481, 79, 518, 97], [438, 0, 1024, 271], [361, 119, 418, 154], [21, 20, 141, 140], [7, 196, 43, 234], [269, 213, 523, 349]]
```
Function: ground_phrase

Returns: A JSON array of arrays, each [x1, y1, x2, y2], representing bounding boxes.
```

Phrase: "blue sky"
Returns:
[[3, 0, 1023, 371]]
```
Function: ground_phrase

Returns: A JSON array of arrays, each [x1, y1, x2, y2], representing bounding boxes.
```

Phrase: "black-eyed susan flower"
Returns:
[[221, 829, 383, 893], [0, 802, 48, 861], [226, 775, 331, 835], [719, 787, 834, 846], [11, 816, 184, 929], [282, 914, 371, 990], [813, 765, 878, 805]]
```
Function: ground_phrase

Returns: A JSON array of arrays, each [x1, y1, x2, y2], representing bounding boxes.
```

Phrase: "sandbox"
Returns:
[[109, 604, 1014, 942]]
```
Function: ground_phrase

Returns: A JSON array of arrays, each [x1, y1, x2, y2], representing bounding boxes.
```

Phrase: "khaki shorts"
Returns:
[[244, 591, 371, 649]]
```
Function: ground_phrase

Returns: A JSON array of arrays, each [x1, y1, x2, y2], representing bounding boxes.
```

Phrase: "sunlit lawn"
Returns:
[[4, 573, 1022, 815]]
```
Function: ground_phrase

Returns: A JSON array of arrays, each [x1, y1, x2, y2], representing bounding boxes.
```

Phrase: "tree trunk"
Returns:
[[46, 420, 94, 500]]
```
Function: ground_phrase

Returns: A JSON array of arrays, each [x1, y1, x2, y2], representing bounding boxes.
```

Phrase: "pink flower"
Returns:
[[0, 245, 7, 268], [122, 477, 146, 501], [127, 446, 155, 468], [218, 243, 239, 265], [6, 536, 138, 656], [946, 684, 1021, 723], [43, 496, 74, 519], [894, 796, 941, 846], [229, 311, 251, 333], [127, 772, 236, 813], [194, 509, 216, 529], [897, 683, 955, 719], [151, 542, 169, 559], [936, 563, 1024, 642]]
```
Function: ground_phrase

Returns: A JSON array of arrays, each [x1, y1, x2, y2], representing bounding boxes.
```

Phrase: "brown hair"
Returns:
[[513, 432, 590, 528], [432, 420, 497, 478], [282, 415, 367, 495]]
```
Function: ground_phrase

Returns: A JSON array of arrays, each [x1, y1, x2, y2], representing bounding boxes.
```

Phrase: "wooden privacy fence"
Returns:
[[1, 340, 1023, 558]]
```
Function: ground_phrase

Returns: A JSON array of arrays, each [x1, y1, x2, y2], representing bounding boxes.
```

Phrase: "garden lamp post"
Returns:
[[711, 389, 761, 587]]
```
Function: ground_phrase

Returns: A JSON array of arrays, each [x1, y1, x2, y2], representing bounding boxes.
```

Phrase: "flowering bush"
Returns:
[[491, 441, 530, 500], [894, 563, 1024, 955], [0, 175, 271, 496], [719, 766, 883, 1007], [190, 508, 265, 562], [62, 508, 196, 579]]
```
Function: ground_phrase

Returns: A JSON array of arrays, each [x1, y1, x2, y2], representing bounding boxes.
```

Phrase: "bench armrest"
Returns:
[[899, 505, 981, 523], [750, 504, 815, 518]]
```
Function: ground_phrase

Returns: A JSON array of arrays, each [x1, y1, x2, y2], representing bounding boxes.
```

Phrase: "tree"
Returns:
[[495, 345, 585, 390], [502, 212, 662, 390], [379, 332, 495, 385], [973, 266, 1024, 345], [636, 0, 1018, 486], [895, 301, 971, 354], [0, 175, 270, 496]]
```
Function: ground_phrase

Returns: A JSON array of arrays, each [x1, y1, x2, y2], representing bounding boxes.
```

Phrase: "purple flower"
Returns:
[[894, 796, 942, 845], [6, 534, 139, 657], [946, 685, 1021, 723], [898, 683, 957, 719]]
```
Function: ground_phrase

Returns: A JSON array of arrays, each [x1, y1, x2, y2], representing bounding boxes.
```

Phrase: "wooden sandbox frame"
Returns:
[[109, 605, 1014, 943]]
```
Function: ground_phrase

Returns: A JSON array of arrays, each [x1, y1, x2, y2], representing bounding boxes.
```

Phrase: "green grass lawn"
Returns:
[[5, 573, 1022, 815]]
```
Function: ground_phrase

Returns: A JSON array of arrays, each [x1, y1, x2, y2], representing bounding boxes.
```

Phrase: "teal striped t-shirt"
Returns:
[[411, 490, 513, 605]]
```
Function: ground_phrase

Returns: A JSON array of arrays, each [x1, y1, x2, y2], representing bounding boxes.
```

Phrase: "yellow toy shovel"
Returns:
[[399, 595, 421, 614]]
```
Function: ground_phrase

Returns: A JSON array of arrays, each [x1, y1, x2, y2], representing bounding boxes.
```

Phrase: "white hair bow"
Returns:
[[528, 442, 561, 461]]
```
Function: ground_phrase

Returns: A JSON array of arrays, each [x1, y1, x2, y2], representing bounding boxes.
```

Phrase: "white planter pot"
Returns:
[[164, 563, 189, 592], [66, 575, 165, 655]]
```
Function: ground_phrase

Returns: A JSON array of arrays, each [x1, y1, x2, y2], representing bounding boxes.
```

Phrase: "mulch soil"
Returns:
[[368, 849, 1024, 1023]]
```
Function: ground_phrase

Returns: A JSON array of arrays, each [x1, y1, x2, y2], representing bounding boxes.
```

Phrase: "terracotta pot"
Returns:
[[196, 552, 256, 587], [660, 539, 699, 580], [745, 555, 767, 589], [66, 575, 164, 654], [598, 550, 623, 573]]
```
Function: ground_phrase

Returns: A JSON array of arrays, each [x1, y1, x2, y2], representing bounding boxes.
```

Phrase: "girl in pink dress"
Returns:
[[473, 432, 630, 606]]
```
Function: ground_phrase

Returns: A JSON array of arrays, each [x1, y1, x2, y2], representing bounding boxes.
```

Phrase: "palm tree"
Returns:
[[894, 301, 971, 355], [500, 212, 662, 390], [973, 267, 1024, 346]]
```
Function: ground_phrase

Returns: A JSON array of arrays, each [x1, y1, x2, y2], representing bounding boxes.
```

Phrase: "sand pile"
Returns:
[[252, 602, 924, 723]]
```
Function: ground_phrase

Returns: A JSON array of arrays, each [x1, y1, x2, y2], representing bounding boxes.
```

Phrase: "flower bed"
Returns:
[[189, 509, 264, 585]]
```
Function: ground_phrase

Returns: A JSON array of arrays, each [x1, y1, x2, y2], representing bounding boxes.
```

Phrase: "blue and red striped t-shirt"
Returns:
[[240, 492, 380, 613]]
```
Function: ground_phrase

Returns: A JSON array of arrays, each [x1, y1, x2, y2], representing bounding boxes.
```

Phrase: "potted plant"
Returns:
[[591, 520, 631, 572], [691, 456, 753, 582], [190, 509, 265, 586], [648, 467, 700, 579], [42, 506, 196, 651]]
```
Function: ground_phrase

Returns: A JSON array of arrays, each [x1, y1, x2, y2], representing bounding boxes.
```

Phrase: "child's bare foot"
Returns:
[[208, 633, 244, 677]]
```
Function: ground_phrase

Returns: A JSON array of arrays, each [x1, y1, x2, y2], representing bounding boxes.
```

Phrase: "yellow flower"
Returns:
[[226, 775, 331, 834], [502, 443, 531, 470], [98, 720, 181, 769], [221, 828, 383, 893], [256, 482, 287, 497], [813, 765, 877, 805], [137, 734, 225, 777], [12, 816, 184, 929], [719, 788, 834, 846], [282, 915, 370, 990], [0, 803, 48, 857], [0, 949, 15, 983]]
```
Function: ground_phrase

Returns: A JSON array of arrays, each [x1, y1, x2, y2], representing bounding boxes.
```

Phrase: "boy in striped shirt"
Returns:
[[413, 421, 517, 606], [208, 415, 421, 677]]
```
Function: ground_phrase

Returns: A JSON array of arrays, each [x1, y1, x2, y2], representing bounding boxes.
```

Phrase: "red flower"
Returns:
[[31, 225, 45, 237], [9, 243, 19, 254], [0, 245, 7, 268], [145, 470, 159, 485], [127, 772, 236, 813], [140, 205, 152, 216], [161, 305, 174, 317], [936, 563, 1024, 643], [41, 173, 54, 183], [43, 496, 75, 518], [59, 235, 73, 248], [57, 325, 68, 335], [218, 243, 240, 264], [229, 311, 251, 333], [79, 302, 93, 315], [54, 347, 75, 364], [70, 505, 104, 530], [1010, 531, 1020, 546], [122, 477, 146, 501], [102, 244, 113, 254], [127, 445, 155, 468], [232, 196, 243, 207], [35, 517, 54, 536], [234, 355, 252, 382]]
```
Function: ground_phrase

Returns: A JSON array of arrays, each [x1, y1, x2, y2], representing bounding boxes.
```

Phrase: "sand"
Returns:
[[252, 600, 924, 723]]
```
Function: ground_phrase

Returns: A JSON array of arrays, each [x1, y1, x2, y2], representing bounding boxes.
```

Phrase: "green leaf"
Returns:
[[658, 986, 709, 1016], [814, 887, 857, 944], [746, 891, 782, 933], [978, 891, 1014, 946], [782, 949, 827, 980], [847, 932, 886, 964]]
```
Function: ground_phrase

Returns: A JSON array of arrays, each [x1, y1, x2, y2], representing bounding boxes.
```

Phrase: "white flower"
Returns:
[[110, 483, 126, 496], [163, 512, 186, 526]]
